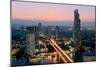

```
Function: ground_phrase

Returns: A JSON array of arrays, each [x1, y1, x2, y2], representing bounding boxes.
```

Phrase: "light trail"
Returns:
[[48, 38, 74, 63]]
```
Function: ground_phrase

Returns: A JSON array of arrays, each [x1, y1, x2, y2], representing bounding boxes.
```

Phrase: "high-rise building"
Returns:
[[27, 34, 36, 56], [26, 26, 39, 56], [37, 23, 42, 48], [38, 23, 42, 33], [73, 9, 81, 48], [73, 9, 82, 62], [55, 26, 60, 38]]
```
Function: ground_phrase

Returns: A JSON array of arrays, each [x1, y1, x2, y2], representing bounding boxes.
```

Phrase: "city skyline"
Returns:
[[12, 1, 95, 27], [11, 1, 96, 66]]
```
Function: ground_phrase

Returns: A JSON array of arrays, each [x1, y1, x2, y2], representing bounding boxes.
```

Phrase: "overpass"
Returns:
[[48, 37, 74, 63]]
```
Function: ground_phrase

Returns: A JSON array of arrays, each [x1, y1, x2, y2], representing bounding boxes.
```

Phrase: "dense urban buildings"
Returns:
[[11, 1, 96, 67], [11, 9, 96, 66]]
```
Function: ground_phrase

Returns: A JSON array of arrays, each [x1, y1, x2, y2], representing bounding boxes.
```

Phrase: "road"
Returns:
[[48, 38, 73, 63]]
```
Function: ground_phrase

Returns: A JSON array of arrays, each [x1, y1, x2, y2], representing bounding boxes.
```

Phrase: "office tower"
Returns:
[[45, 26, 49, 35], [27, 34, 36, 56], [37, 23, 42, 48], [38, 23, 42, 33], [34, 26, 39, 45], [55, 26, 60, 38], [73, 9, 82, 62], [73, 9, 81, 47]]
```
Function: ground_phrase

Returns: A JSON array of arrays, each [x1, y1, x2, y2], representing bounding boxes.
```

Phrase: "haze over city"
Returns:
[[11, 1, 95, 27], [11, 1, 96, 66]]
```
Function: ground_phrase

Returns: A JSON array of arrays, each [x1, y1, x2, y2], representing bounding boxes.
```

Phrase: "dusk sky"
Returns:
[[11, 1, 95, 26]]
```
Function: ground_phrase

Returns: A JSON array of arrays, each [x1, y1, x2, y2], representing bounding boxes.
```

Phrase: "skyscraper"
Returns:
[[55, 26, 60, 38], [73, 9, 81, 48], [27, 34, 36, 56], [37, 23, 42, 48], [38, 23, 42, 33], [73, 9, 82, 62]]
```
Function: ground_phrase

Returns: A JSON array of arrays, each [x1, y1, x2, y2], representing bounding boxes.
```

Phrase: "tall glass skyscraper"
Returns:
[[73, 9, 82, 62], [73, 9, 81, 48]]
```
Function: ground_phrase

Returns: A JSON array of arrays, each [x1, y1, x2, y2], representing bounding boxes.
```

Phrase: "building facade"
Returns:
[[73, 9, 83, 62]]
